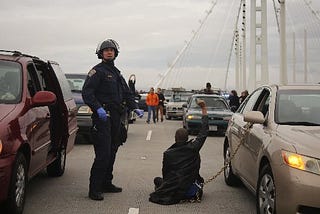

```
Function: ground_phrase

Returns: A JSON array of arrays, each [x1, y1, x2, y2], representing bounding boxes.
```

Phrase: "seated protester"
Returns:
[[149, 100, 208, 205]]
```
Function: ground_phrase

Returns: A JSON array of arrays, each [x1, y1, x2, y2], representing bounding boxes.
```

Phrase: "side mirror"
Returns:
[[244, 111, 265, 124], [31, 91, 56, 107]]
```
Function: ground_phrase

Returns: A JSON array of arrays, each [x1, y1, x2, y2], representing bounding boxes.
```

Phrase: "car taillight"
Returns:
[[0, 140, 2, 154], [78, 105, 92, 114]]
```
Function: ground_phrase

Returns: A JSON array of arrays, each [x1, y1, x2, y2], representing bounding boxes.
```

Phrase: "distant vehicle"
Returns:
[[165, 92, 193, 120], [183, 94, 232, 135], [65, 73, 92, 142], [224, 84, 320, 214], [137, 93, 148, 111], [0, 50, 78, 214], [65, 73, 135, 142]]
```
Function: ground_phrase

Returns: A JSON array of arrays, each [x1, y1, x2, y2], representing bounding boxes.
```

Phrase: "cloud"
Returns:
[[1, 0, 320, 91]]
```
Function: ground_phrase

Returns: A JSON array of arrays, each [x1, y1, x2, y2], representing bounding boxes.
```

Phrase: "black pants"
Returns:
[[89, 109, 121, 192]]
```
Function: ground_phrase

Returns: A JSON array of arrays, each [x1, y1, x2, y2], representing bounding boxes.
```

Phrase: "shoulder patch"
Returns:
[[88, 69, 96, 77]]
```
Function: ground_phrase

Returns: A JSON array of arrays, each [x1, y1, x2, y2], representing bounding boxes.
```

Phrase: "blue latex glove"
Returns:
[[134, 109, 144, 118], [97, 107, 108, 121]]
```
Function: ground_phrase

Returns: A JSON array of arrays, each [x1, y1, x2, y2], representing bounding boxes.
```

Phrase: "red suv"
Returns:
[[0, 50, 78, 214]]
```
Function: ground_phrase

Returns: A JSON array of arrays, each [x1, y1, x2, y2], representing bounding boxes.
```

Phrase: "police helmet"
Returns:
[[96, 39, 120, 59]]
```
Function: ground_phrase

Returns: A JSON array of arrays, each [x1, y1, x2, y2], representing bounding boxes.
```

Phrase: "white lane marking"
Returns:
[[146, 130, 152, 141], [128, 208, 139, 214]]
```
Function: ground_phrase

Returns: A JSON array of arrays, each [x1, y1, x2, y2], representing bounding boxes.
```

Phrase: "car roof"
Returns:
[[277, 84, 320, 90], [65, 73, 87, 77], [191, 94, 223, 98], [0, 50, 39, 63]]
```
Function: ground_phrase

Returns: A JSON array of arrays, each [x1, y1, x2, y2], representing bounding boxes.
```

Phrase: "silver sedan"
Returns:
[[223, 84, 320, 214]]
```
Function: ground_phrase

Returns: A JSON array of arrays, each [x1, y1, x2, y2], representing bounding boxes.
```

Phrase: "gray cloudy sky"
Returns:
[[1, 0, 320, 91]]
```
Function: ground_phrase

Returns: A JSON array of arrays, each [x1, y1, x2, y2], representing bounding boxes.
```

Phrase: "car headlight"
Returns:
[[187, 115, 202, 120], [78, 105, 93, 114], [282, 150, 320, 175]]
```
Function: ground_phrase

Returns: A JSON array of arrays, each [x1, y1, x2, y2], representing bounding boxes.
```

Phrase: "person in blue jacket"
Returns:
[[82, 39, 144, 201]]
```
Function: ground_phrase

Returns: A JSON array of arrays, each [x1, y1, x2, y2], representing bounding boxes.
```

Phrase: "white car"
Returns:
[[165, 92, 193, 120]]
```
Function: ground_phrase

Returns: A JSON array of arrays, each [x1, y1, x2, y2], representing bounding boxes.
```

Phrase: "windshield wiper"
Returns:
[[280, 121, 320, 126]]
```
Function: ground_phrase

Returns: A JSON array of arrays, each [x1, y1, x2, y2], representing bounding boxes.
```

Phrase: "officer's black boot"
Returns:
[[103, 183, 122, 193], [88, 191, 104, 200]]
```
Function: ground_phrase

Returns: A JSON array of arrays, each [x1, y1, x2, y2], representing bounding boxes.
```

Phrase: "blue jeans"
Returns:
[[147, 106, 156, 123]]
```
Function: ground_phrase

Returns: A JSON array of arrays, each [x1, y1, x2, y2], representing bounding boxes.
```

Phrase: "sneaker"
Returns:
[[103, 184, 122, 193], [88, 191, 104, 200]]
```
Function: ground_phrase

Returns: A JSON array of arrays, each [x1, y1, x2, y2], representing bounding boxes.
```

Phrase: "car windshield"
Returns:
[[169, 93, 192, 102], [65, 74, 86, 92], [190, 97, 228, 110], [0, 60, 22, 104], [276, 90, 320, 125]]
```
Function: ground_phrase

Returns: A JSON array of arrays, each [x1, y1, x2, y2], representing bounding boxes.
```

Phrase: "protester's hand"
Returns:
[[196, 99, 206, 108], [134, 109, 144, 118], [97, 107, 108, 121]]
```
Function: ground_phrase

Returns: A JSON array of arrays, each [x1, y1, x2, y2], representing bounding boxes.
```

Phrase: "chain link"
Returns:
[[203, 124, 251, 185], [180, 124, 251, 204]]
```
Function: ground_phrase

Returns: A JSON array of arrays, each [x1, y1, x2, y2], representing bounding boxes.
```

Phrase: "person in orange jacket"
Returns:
[[146, 87, 159, 123]]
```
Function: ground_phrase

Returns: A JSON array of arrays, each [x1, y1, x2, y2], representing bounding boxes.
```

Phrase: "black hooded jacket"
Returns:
[[149, 115, 209, 205]]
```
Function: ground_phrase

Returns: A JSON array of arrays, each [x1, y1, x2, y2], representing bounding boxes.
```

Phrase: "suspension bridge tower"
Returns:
[[248, 0, 269, 92]]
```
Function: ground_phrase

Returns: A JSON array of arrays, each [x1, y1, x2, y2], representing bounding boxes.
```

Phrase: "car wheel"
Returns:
[[165, 114, 171, 120], [224, 143, 241, 186], [7, 153, 27, 214], [256, 164, 276, 214], [47, 147, 66, 177]]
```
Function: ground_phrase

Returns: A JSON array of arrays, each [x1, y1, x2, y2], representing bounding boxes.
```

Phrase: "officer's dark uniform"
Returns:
[[82, 40, 138, 200]]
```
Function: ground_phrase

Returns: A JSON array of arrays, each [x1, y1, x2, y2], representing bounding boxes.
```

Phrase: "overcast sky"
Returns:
[[1, 0, 320, 91]]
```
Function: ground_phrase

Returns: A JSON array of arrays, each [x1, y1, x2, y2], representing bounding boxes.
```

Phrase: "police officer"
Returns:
[[82, 39, 144, 201]]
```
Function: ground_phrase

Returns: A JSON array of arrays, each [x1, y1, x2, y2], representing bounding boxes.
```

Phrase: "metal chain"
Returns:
[[181, 124, 251, 204], [203, 124, 251, 185]]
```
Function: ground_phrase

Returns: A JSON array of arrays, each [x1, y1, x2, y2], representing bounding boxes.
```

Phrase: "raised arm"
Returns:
[[193, 99, 209, 151]]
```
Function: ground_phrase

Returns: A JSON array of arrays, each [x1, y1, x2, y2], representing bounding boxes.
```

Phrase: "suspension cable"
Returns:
[[224, 0, 242, 89], [154, 1, 218, 89], [272, 0, 280, 33]]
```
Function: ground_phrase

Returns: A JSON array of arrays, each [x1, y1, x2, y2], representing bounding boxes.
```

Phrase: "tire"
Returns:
[[7, 153, 27, 214], [47, 147, 66, 177], [256, 164, 276, 214], [224, 143, 241, 186]]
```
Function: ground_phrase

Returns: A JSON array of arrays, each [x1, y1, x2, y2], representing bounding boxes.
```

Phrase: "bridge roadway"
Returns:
[[24, 116, 255, 214]]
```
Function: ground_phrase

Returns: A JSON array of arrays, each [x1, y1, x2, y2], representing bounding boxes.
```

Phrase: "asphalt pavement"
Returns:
[[22, 117, 255, 214]]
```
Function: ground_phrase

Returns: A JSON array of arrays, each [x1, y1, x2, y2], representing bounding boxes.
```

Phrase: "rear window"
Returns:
[[190, 96, 228, 109], [65, 74, 86, 91], [0, 60, 22, 104]]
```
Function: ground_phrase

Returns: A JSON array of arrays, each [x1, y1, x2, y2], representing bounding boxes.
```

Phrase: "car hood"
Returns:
[[188, 108, 233, 116], [277, 125, 320, 157], [71, 91, 84, 104], [0, 104, 16, 121]]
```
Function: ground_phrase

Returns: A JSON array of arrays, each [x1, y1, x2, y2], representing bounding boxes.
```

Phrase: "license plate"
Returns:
[[209, 125, 217, 131]]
